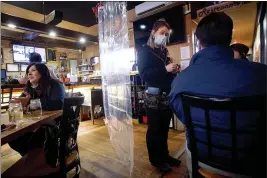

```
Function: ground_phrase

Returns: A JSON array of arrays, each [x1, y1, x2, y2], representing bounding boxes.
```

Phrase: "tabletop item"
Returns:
[[1, 123, 16, 132], [1, 112, 10, 125], [8, 99, 23, 127], [29, 99, 42, 117]]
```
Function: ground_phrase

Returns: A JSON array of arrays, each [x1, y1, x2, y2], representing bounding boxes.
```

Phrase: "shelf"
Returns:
[[78, 70, 93, 73], [81, 73, 92, 76], [78, 64, 91, 67]]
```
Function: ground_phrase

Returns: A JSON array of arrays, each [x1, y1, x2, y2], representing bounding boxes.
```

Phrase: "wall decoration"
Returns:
[[47, 48, 56, 61], [60, 52, 67, 60], [20, 64, 28, 72], [60, 60, 68, 72], [6, 63, 19, 72]]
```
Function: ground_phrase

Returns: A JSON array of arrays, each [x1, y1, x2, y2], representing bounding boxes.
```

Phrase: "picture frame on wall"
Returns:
[[20, 64, 28, 72], [47, 48, 57, 61], [6, 63, 19, 72]]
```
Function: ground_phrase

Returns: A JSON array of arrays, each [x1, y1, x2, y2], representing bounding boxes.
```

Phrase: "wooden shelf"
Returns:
[[78, 70, 93, 73], [78, 64, 91, 67]]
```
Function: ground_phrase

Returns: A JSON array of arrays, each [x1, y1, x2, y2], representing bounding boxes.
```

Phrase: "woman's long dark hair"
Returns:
[[25, 63, 53, 96]]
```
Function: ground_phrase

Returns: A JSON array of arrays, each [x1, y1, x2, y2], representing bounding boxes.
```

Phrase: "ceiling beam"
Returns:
[[1, 13, 98, 43], [24, 10, 64, 41], [1, 28, 88, 50]]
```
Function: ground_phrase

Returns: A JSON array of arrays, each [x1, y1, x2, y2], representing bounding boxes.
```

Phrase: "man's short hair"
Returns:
[[196, 12, 233, 47], [29, 52, 42, 63]]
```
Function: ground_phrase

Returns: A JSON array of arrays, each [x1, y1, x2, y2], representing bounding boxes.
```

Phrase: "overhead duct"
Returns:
[[133, 1, 186, 21]]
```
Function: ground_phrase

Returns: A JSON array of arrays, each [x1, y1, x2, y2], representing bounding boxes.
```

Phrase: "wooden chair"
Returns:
[[90, 89, 104, 125], [65, 83, 74, 97], [1, 84, 22, 111], [2, 96, 84, 178], [181, 93, 266, 178]]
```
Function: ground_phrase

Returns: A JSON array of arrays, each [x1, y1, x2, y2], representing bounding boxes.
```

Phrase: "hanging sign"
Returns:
[[197, 2, 245, 19]]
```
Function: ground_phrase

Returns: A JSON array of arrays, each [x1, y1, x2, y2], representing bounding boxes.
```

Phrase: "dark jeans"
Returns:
[[9, 127, 46, 156], [146, 108, 172, 165]]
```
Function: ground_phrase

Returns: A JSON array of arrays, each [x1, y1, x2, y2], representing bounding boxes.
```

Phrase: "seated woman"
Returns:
[[9, 63, 65, 156], [18, 52, 59, 84]]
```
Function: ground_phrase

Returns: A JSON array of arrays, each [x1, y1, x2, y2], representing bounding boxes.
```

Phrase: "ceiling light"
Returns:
[[170, 29, 173, 34], [140, 24, 146, 30], [80, 38, 86, 43], [49, 31, 56, 37], [8, 23, 16, 28]]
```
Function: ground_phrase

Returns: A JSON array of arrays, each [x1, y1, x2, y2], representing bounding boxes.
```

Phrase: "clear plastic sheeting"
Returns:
[[98, 2, 134, 176]]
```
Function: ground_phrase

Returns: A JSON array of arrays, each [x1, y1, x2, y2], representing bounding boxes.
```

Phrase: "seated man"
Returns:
[[169, 12, 266, 177]]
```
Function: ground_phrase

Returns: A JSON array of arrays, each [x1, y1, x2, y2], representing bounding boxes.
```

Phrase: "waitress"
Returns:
[[137, 18, 180, 173]]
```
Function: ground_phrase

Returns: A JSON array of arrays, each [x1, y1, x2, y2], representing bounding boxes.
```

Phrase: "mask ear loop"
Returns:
[[167, 33, 170, 44]]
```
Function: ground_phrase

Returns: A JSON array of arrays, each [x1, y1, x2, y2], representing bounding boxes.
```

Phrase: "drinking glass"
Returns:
[[29, 99, 42, 118], [8, 99, 24, 127]]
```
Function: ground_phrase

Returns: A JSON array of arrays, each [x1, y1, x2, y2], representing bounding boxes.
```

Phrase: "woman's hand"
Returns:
[[166, 63, 178, 73], [172, 64, 181, 74], [14, 92, 31, 107]]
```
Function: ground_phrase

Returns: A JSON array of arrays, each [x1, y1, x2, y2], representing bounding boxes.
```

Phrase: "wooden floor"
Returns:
[[1, 119, 188, 178]]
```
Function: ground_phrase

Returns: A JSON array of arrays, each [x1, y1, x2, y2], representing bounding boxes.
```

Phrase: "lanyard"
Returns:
[[148, 47, 168, 65]]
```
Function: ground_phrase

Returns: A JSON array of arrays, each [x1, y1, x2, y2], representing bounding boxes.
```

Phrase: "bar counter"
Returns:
[[1, 83, 101, 94], [1, 83, 101, 107]]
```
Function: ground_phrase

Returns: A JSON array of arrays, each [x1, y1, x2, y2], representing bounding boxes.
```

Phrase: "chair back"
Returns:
[[91, 89, 103, 107], [1, 84, 23, 111], [59, 95, 84, 176], [181, 93, 266, 178]]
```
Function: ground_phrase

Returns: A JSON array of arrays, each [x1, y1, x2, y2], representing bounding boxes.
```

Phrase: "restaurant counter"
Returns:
[[1, 83, 101, 105]]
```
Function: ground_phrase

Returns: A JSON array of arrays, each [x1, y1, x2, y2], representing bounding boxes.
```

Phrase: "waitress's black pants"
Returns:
[[146, 107, 173, 165]]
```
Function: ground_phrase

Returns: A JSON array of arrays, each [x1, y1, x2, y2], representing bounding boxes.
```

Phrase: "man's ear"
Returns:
[[197, 39, 202, 51]]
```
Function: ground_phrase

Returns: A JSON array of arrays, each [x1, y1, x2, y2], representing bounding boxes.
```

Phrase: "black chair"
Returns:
[[1, 96, 85, 178], [58, 96, 84, 178], [181, 93, 266, 178], [42, 96, 84, 178]]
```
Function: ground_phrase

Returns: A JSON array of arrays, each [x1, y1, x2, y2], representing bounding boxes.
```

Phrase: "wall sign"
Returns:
[[197, 2, 245, 19]]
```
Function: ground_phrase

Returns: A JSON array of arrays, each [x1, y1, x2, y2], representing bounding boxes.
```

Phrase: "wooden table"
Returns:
[[1, 110, 63, 146]]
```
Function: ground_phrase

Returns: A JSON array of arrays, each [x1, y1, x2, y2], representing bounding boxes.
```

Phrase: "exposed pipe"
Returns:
[[43, 1, 45, 24]]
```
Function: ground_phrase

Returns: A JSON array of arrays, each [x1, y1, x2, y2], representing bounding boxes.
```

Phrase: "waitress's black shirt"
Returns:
[[137, 45, 176, 92]]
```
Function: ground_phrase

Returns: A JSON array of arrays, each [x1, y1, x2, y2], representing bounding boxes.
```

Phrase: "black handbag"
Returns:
[[144, 92, 169, 110]]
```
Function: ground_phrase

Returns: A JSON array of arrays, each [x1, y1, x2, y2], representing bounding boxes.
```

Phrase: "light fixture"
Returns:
[[170, 29, 173, 34], [7, 23, 16, 28], [49, 31, 56, 37], [140, 24, 146, 30], [79, 37, 86, 43]]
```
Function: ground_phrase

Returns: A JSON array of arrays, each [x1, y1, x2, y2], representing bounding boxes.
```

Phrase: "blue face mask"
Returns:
[[154, 35, 167, 46]]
